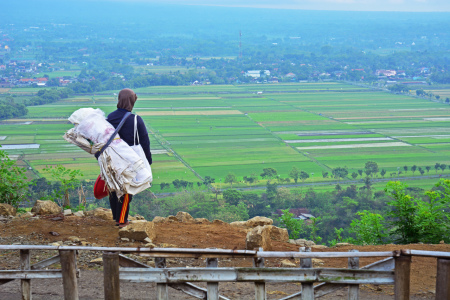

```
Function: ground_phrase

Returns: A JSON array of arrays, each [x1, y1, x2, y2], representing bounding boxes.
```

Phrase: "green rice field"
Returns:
[[1, 82, 450, 189]]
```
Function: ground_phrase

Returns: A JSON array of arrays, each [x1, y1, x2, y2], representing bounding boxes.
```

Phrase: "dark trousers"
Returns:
[[109, 192, 132, 223]]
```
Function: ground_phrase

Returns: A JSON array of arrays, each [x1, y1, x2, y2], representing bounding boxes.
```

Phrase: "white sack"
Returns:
[[65, 108, 152, 198]]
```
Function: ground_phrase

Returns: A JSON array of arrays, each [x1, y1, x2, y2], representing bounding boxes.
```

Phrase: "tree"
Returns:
[[332, 167, 348, 181], [385, 181, 419, 244], [435, 163, 441, 173], [224, 173, 237, 188], [349, 210, 388, 245], [380, 169, 386, 178], [277, 209, 307, 239], [243, 173, 257, 184], [223, 189, 242, 206], [411, 165, 417, 174], [322, 171, 328, 178], [440, 164, 447, 173], [0, 149, 29, 208], [203, 176, 215, 185], [364, 161, 379, 178], [403, 166, 408, 173], [357, 170, 363, 177], [289, 167, 300, 183], [299, 171, 310, 183], [416, 89, 425, 96], [351, 172, 358, 179], [43, 165, 83, 208], [260, 167, 277, 179], [446, 98, 450, 104]]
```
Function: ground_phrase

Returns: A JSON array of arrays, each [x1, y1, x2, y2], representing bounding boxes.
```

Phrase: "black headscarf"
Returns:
[[117, 88, 137, 112]]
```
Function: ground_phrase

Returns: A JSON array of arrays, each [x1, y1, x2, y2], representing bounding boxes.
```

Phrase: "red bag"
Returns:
[[93, 175, 109, 199]]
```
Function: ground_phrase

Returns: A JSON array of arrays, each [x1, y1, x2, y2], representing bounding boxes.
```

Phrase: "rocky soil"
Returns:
[[0, 212, 448, 299]]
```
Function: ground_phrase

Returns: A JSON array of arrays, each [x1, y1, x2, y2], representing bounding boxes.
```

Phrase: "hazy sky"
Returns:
[[104, 0, 450, 12]]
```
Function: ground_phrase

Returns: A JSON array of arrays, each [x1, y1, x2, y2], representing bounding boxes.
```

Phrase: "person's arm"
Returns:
[[137, 116, 152, 165]]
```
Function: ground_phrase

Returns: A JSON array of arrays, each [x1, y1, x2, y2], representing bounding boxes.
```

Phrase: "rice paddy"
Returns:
[[1, 82, 450, 189]]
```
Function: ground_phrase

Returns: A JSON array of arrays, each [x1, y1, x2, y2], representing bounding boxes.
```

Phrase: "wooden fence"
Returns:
[[0, 245, 449, 300]]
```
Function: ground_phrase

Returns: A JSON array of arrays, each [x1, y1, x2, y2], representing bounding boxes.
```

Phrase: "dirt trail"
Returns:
[[0, 216, 448, 299]]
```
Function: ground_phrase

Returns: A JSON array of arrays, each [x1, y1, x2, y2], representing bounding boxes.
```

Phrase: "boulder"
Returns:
[[213, 219, 226, 225], [86, 208, 113, 220], [281, 259, 296, 268], [176, 211, 195, 223], [0, 203, 16, 216], [195, 218, 210, 224], [311, 245, 328, 249], [266, 225, 289, 242], [305, 240, 316, 247], [246, 216, 273, 228], [90, 257, 103, 265], [31, 200, 61, 215], [165, 215, 178, 222], [63, 209, 72, 216], [118, 221, 156, 242], [18, 212, 34, 219], [73, 211, 85, 217], [152, 216, 165, 223], [230, 221, 247, 227], [245, 225, 272, 251], [294, 239, 308, 246], [312, 258, 325, 267]]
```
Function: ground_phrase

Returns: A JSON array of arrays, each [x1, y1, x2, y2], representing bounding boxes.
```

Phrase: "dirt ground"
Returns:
[[0, 215, 448, 299]]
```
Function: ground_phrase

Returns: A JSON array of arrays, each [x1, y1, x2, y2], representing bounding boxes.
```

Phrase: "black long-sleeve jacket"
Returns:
[[107, 108, 152, 165]]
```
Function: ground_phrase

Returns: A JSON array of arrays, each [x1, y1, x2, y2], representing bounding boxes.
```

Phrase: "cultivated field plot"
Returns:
[[2, 82, 450, 187]]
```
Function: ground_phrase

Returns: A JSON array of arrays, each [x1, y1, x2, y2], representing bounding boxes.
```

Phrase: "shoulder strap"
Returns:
[[95, 111, 131, 159], [134, 115, 140, 146]]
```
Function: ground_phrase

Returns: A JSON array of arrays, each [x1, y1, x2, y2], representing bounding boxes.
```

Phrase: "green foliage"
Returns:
[[384, 180, 450, 244], [214, 202, 249, 223], [277, 209, 306, 239], [289, 167, 299, 183], [309, 217, 323, 244], [224, 173, 237, 188], [43, 165, 83, 207], [364, 161, 379, 177], [223, 189, 242, 205], [299, 170, 310, 182], [332, 167, 348, 180], [0, 149, 29, 208], [260, 168, 277, 179], [349, 210, 388, 245], [385, 181, 420, 244]]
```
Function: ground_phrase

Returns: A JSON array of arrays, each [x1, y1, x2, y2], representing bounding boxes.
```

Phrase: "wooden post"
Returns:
[[394, 252, 411, 300], [155, 257, 168, 300], [20, 249, 31, 300], [300, 247, 314, 300], [206, 257, 219, 300], [254, 247, 266, 300], [103, 251, 120, 300], [59, 250, 79, 300], [348, 249, 360, 300], [436, 258, 450, 300]]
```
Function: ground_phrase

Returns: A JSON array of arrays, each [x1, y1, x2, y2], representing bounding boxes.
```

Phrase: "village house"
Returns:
[[245, 70, 270, 78], [376, 69, 397, 77]]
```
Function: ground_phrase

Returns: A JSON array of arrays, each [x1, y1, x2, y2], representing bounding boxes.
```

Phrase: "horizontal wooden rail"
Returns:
[[0, 245, 394, 258], [120, 267, 395, 285], [402, 249, 450, 258], [0, 270, 62, 279]]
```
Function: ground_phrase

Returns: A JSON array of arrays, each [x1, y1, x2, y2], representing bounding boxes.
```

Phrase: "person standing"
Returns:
[[107, 88, 152, 227]]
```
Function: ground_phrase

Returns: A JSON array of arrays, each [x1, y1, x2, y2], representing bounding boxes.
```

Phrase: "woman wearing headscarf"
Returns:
[[107, 88, 152, 227]]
